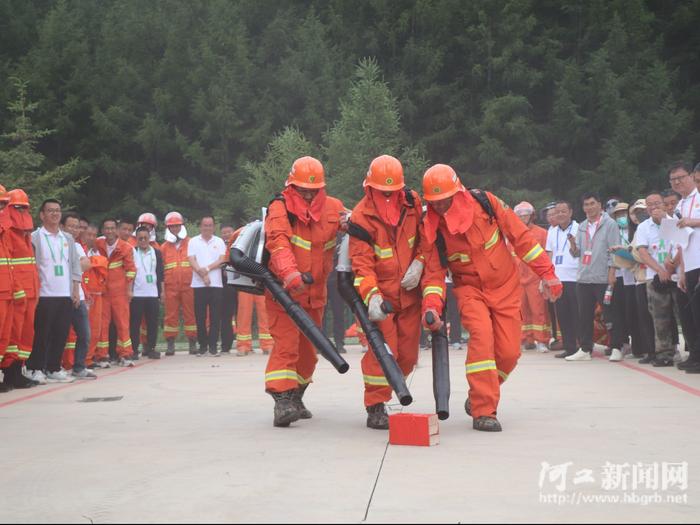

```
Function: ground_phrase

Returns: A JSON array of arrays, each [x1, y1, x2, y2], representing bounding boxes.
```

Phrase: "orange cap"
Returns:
[[364, 155, 404, 192], [8, 189, 29, 208], [285, 156, 325, 189], [165, 211, 184, 226], [0, 184, 9, 203], [422, 164, 463, 202], [137, 212, 157, 227]]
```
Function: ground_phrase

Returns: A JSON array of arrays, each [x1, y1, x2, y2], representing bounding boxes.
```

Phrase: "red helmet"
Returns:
[[364, 155, 404, 191], [8, 189, 30, 208], [422, 164, 463, 202], [165, 211, 184, 226], [285, 156, 325, 189], [137, 212, 157, 227]]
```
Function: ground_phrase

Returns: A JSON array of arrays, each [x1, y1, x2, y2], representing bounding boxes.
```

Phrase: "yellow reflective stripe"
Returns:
[[363, 374, 390, 386], [163, 326, 179, 332], [17, 349, 31, 359], [447, 252, 471, 263], [297, 373, 312, 385], [466, 360, 497, 374], [108, 261, 123, 269], [125, 271, 136, 278], [363, 286, 379, 305], [408, 236, 416, 249], [96, 342, 109, 348], [5, 345, 19, 354], [0, 258, 9, 265], [353, 276, 365, 286], [180, 262, 190, 267], [290, 235, 311, 251], [64, 343, 76, 349], [184, 325, 197, 331], [236, 335, 253, 341], [324, 239, 336, 251], [484, 229, 500, 250], [163, 263, 177, 270], [523, 244, 544, 263], [498, 370, 509, 382], [423, 286, 444, 298], [374, 245, 393, 259], [265, 370, 299, 382], [117, 339, 132, 347], [259, 334, 273, 340], [13, 290, 26, 300]]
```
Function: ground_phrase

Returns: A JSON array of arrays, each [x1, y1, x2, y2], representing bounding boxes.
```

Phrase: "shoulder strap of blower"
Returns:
[[348, 187, 419, 248], [268, 193, 297, 227], [435, 189, 495, 268]]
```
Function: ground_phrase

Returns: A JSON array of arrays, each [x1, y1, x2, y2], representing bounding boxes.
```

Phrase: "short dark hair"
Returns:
[[200, 216, 215, 226], [555, 200, 572, 211], [661, 189, 681, 200], [667, 160, 692, 176], [220, 224, 235, 231], [693, 162, 700, 174], [118, 217, 135, 227], [581, 192, 601, 203], [60, 211, 80, 226], [135, 226, 150, 236], [79, 216, 89, 224], [102, 217, 118, 229], [40, 198, 61, 213]]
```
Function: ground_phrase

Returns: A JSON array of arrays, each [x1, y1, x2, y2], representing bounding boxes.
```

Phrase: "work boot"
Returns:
[[473, 416, 502, 432], [147, 348, 161, 360], [165, 339, 175, 356], [292, 384, 312, 419], [337, 345, 347, 354], [269, 390, 302, 427], [188, 338, 198, 355], [1, 367, 12, 392], [464, 397, 471, 416], [366, 403, 389, 430]]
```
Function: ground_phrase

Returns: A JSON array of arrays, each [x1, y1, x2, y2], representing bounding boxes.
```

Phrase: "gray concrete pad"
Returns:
[[0, 347, 698, 523]]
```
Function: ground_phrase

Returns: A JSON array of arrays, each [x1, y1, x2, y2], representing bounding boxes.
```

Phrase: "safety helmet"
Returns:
[[364, 155, 404, 192], [165, 211, 184, 226], [422, 164, 463, 202], [137, 212, 157, 227], [0, 184, 9, 203], [8, 189, 29, 208], [285, 156, 325, 189], [513, 201, 535, 216]]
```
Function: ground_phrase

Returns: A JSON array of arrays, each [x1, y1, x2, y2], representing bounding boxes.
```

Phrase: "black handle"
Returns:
[[301, 272, 314, 284], [380, 301, 393, 314], [426, 311, 435, 325]]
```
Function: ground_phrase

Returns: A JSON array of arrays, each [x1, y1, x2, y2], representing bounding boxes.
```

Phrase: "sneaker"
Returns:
[[683, 361, 700, 374], [535, 342, 549, 353], [555, 350, 576, 359], [639, 355, 655, 364], [236, 350, 249, 357], [25, 369, 48, 385], [609, 348, 623, 362], [565, 349, 592, 361], [87, 363, 100, 370], [209, 349, 220, 357], [652, 357, 674, 367], [97, 360, 112, 369], [46, 370, 76, 383], [450, 342, 462, 350], [72, 369, 97, 380], [118, 358, 135, 368]]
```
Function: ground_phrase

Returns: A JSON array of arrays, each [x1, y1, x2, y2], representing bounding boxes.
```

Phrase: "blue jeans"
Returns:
[[72, 301, 91, 373]]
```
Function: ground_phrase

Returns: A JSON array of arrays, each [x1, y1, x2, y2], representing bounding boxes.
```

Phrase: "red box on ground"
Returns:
[[389, 413, 440, 446]]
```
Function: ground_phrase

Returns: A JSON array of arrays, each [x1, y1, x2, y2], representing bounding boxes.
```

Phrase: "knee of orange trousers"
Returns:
[[163, 288, 183, 340], [361, 350, 393, 406], [17, 298, 36, 360], [106, 295, 133, 358], [0, 299, 12, 354]]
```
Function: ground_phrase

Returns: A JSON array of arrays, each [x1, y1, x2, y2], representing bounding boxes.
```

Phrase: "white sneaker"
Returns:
[[46, 370, 75, 383], [536, 342, 550, 353], [565, 349, 592, 361], [97, 360, 111, 369], [609, 348, 623, 362], [450, 342, 461, 350], [118, 358, 134, 368], [72, 369, 97, 380], [26, 369, 48, 385]]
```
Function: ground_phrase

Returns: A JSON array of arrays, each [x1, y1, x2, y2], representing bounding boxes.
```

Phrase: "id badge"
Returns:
[[146, 275, 154, 284], [54, 265, 64, 277], [582, 251, 592, 265], [555, 255, 563, 265], [658, 252, 667, 264]]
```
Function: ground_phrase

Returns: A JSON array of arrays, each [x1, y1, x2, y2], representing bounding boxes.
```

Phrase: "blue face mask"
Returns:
[[616, 216, 629, 228]]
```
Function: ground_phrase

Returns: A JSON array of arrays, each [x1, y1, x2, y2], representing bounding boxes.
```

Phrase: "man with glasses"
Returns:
[[667, 161, 700, 373]]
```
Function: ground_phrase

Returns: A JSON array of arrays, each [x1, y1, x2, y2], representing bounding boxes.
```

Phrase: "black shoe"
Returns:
[[684, 361, 700, 374], [1, 367, 13, 393], [269, 390, 301, 427], [292, 384, 312, 419], [677, 358, 698, 370], [221, 349, 231, 354], [366, 403, 389, 430], [639, 356, 655, 364], [197, 346, 208, 356], [555, 350, 575, 359], [464, 397, 471, 416], [165, 339, 175, 356], [473, 416, 502, 432], [132, 352, 140, 361], [338, 346, 347, 354], [604, 348, 612, 357], [87, 363, 99, 370], [147, 350, 161, 360], [6, 362, 35, 389], [188, 339, 198, 355], [652, 357, 673, 367]]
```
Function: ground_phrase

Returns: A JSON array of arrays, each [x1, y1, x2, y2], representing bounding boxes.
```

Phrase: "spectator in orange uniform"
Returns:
[[82, 224, 109, 369], [0, 185, 17, 392], [419, 165, 561, 432], [348, 155, 424, 429], [513, 201, 551, 352], [263, 156, 345, 427]]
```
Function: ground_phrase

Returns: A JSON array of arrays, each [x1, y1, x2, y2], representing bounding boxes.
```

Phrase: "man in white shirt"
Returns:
[[188, 216, 227, 356], [546, 201, 579, 359], [666, 161, 700, 373], [26, 199, 82, 384]]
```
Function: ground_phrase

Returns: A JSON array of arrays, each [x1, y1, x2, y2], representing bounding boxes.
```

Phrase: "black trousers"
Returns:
[[556, 281, 579, 354], [678, 268, 700, 361], [27, 297, 73, 373], [130, 297, 160, 354], [220, 285, 238, 352], [194, 287, 222, 352], [576, 283, 607, 353], [610, 277, 629, 349], [446, 282, 462, 344], [323, 272, 346, 348], [634, 284, 655, 357], [548, 301, 558, 341]]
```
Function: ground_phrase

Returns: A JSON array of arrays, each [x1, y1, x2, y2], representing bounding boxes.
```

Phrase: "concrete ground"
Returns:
[[0, 345, 698, 523]]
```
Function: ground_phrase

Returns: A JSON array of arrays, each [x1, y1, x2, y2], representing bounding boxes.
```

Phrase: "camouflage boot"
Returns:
[[269, 390, 302, 427], [366, 403, 389, 430]]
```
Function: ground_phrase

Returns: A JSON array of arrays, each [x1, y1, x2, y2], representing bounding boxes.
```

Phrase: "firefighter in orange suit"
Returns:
[[419, 165, 562, 432], [264, 156, 345, 427], [96, 218, 136, 366], [1, 189, 39, 389], [513, 201, 551, 352], [348, 155, 424, 429], [83, 250, 108, 368], [161, 211, 196, 356], [235, 292, 273, 356], [0, 185, 17, 391]]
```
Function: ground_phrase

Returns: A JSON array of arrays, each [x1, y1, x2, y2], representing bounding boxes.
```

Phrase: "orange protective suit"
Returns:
[[96, 238, 136, 359], [263, 190, 345, 392], [236, 292, 273, 353], [161, 237, 196, 341], [421, 190, 556, 419], [518, 224, 551, 345], [0, 214, 14, 365], [349, 189, 423, 406], [83, 253, 108, 366]]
